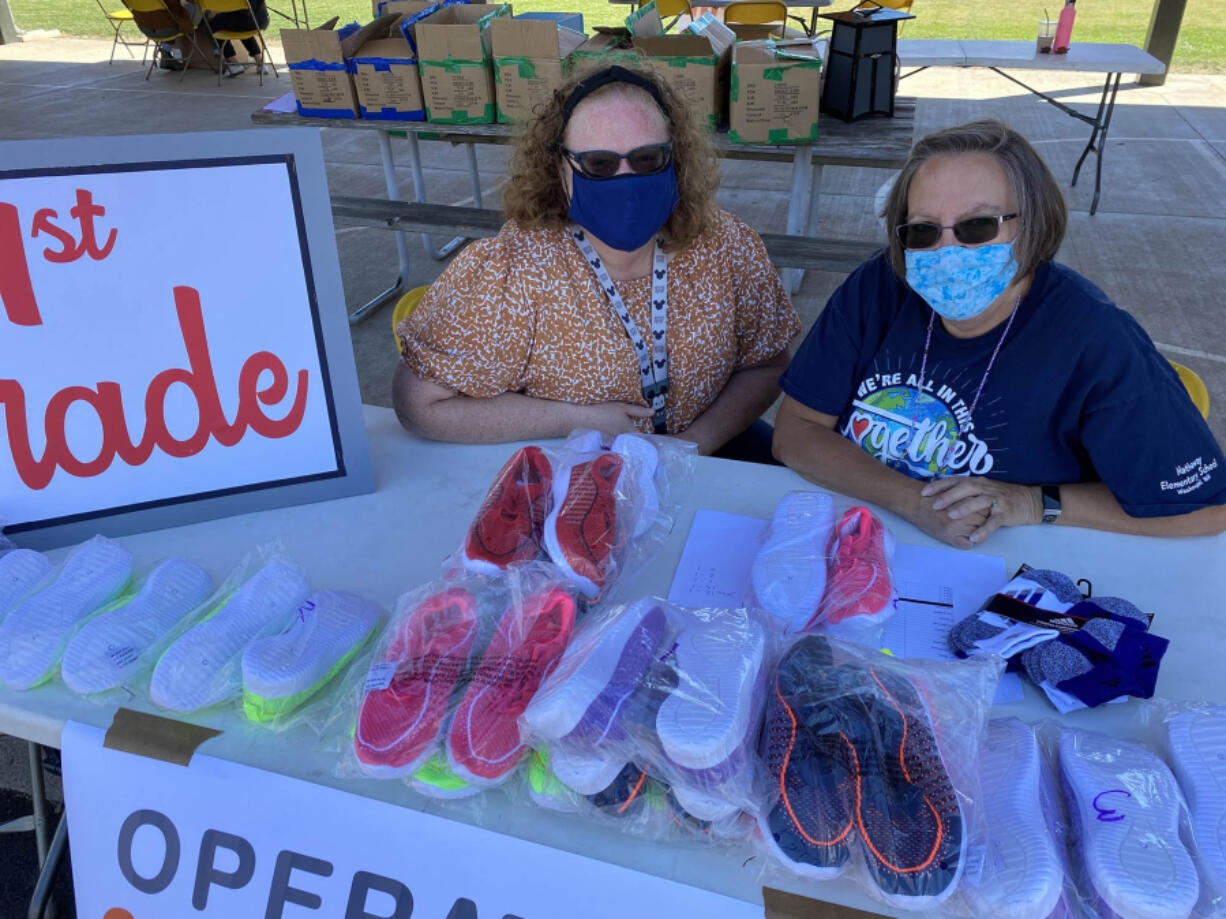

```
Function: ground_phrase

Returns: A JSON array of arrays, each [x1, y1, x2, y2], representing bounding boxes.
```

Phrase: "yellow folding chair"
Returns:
[[641, 0, 693, 30], [197, 0, 280, 85], [95, 0, 149, 65], [121, 0, 187, 80], [723, 1, 789, 38], [391, 286, 430, 356], [1170, 360, 1210, 420]]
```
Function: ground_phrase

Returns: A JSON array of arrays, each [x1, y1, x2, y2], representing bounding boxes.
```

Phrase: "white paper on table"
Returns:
[[667, 509, 1022, 703], [883, 543, 1022, 704]]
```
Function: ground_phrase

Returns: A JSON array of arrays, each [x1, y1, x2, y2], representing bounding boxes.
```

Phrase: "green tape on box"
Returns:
[[664, 55, 714, 68], [763, 66, 785, 82], [496, 55, 538, 79], [705, 112, 717, 130], [420, 57, 486, 74], [767, 127, 791, 143], [624, 0, 656, 32], [478, 3, 512, 28], [729, 64, 738, 102], [429, 103, 496, 124], [727, 127, 745, 144]]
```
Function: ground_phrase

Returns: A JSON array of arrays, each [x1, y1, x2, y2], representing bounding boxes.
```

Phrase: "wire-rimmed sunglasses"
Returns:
[[562, 142, 673, 180], [895, 213, 1018, 250]]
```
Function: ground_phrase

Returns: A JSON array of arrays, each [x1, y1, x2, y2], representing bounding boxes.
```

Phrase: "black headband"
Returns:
[[560, 65, 671, 126]]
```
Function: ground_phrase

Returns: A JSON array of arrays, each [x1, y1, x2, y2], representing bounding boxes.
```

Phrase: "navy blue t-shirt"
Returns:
[[780, 252, 1226, 518]]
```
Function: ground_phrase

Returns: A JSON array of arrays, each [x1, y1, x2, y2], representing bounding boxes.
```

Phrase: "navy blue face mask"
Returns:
[[567, 164, 680, 252]]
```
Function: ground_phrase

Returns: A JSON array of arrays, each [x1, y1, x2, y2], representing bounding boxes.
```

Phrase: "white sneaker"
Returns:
[[241, 590, 381, 722], [751, 491, 835, 631], [150, 562, 309, 711], [1168, 707, 1226, 909], [0, 536, 132, 690], [60, 559, 213, 695], [0, 549, 53, 621]]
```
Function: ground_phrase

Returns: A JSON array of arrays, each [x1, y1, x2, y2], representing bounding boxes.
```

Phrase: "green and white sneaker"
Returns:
[[242, 590, 382, 722], [526, 748, 582, 813], [410, 753, 483, 799]]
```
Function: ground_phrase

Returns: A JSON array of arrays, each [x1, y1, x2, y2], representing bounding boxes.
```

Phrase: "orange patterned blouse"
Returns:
[[396, 209, 800, 435]]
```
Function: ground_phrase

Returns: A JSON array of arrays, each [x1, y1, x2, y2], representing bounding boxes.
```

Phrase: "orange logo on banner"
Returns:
[[103, 909, 134, 919]]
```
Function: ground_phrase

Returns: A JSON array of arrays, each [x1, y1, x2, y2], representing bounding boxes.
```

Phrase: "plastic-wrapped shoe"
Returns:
[[964, 718, 1064, 919], [807, 507, 894, 631], [542, 453, 624, 600], [150, 562, 309, 711], [61, 558, 213, 695], [1168, 707, 1226, 907], [354, 586, 478, 777], [447, 586, 576, 786], [757, 636, 855, 880], [609, 433, 660, 538], [242, 590, 382, 722], [589, 761, 650, 816], [410, 752, 481, 799], [525, 747, 582, 813], [0, 536, 133, 690], [0, 549, 53, 620], [461, 446, 552, 575], [1060, 729, 1198, 919], [751, 491, 835, 631]]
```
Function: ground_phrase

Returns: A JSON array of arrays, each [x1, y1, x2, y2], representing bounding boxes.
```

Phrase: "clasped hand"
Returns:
[[917, 476, 1043, 548]]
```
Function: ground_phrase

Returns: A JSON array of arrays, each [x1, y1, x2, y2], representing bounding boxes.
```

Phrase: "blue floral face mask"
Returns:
[[904, 243, 1019, 321]]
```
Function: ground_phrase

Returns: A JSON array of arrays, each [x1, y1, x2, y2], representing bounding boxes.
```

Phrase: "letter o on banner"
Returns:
[[117, 809, 180, 894]]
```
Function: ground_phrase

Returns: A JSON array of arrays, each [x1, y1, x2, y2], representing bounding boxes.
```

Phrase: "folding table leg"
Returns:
[[782, 144, 815, 295], [27, 742, 48, 865], [404, 133, 471, 260], [345, 131, 412, 325], [27, 810, 67, 919], [1071, 72, 1121, 217]]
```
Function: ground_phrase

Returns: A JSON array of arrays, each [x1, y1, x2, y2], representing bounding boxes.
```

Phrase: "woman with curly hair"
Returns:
[[393, 64, 799, 460]]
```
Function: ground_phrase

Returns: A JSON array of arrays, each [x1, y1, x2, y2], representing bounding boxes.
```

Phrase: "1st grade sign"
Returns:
[[0, 130, 372, 547]]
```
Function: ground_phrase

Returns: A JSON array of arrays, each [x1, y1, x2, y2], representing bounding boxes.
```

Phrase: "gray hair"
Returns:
[[881, 119, 1068, 283]]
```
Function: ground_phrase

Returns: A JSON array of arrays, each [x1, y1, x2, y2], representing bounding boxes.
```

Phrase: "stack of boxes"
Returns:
[[281, 1, 827, 144]]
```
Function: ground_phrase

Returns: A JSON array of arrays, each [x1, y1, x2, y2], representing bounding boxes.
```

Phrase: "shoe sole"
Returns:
[[1168, 708, 1226, 905], [150, 562, 309, 711], [609, 434, 659, 538], [751, 491, 834, 630], [522, 597, 667, 743], [1059, 729, 1199, 919], [549, 744, 627, 796], [965, 718, 1063, 919], [656, 611, 766, 771], [0, 550, 53, 621], [354, 587, 478, 778], [242, 590, 382, 722], [61, 559, 213, 695], [0, 538, 133, 690], [409, 751, 482, 799]]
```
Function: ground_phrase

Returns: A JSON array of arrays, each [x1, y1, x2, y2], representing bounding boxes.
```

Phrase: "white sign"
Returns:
[[0, 131, 372, 548], [62, 721, 761, 919]]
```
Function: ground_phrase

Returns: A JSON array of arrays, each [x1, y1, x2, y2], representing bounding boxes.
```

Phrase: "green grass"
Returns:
[[14, 0, 1226, 71]]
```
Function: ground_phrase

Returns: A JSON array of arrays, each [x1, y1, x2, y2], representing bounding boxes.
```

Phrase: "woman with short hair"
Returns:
[[774, 119, 1226, 546], [393, 65, 799, 461]]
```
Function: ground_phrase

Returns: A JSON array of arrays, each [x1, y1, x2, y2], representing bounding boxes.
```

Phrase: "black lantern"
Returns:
[[819, 2, 914, 122]]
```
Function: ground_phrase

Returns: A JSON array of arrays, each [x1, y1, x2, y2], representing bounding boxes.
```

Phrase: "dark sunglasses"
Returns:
[[562, 143, 673, 180], [895, 213, 1018, 250]]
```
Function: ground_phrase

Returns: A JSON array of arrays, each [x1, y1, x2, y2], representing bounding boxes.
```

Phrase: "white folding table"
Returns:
[[897, 39, 1166, 215]]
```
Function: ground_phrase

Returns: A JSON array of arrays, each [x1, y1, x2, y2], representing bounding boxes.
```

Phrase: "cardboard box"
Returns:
[[490, 18, 585, 123], [282, 20, 380, 118], [635, 33, 726, 129], [415, 3, 511, 124], [515, 10, 583, 34], [350, 10, 433, 121], [728, 39, 823, 144]]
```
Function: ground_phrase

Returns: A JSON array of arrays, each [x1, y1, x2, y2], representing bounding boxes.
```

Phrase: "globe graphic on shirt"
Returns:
[[861, 385, 960, 479]]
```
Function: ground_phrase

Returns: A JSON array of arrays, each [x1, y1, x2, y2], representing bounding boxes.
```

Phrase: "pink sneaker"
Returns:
[[447, 586, 576, 786], [806, 507, 894, 630], [354, 587, 478, 777]]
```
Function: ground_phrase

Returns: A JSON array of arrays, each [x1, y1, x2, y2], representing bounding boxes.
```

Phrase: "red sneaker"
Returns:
[[808, 507, 894, 630], [542, 452, 624, 600], [354, 586, 478, 777], [462, 446, 553, 575], [447, 586, 576, 786]]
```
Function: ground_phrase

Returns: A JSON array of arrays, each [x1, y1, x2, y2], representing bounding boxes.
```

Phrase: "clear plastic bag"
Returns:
[[0, 534, 134, 691], [754, 635, 1001, 913], [749, 491, 897, 646], [520, 597, 781, 839], [148, 548, 310, 712], [337, 564, 579, 799], [448, 429, 696, 603]]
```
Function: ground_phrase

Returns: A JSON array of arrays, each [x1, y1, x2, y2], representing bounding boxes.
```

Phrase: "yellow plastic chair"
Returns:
[[641, 0, 693, 29], [95, 0, 149, 65], [197, 0, 280, 85], [724, 1, 789, 38], [121, 0, 186, 80], [1170, 360, 1210, 420], [391, 286, 430, 355]]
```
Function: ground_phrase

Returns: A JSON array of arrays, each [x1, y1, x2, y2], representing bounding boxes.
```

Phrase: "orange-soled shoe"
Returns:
[[757, 636, 855, 879], [462, 446, 553, 574], [446, 585, 576, 786], [542, 452, 624, 600]]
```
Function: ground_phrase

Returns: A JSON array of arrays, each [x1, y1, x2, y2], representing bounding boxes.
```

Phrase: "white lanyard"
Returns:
[[570, 225, 669, 434]]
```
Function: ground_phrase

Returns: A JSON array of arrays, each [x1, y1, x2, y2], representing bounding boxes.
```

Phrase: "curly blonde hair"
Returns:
[[502, 62, 721, 252]]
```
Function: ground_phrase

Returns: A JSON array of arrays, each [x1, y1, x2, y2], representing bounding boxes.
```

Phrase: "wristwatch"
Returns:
[[1041, 485, 1062, 524]]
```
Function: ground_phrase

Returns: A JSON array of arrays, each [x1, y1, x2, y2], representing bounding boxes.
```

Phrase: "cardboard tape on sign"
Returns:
[[103, 707, 221, 767], [762, 888, 888, 919]]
